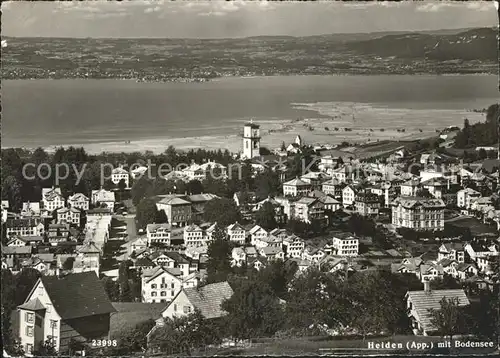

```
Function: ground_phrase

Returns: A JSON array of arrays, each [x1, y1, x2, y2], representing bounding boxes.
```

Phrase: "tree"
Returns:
[[119, 279, 132, 302], [130, 176, 153, 206], [135, 198, 160, 230], [102, 277, 120, 302], [286, 218, 307, 236], [430, 275, 461, 290], [203, 198, 241, 227], [280, 141, 286, 151], [172, 179, 186, 195], [108, 319, 155, 354], [155, 209, 168, 224], [254, 169, 280, 200], [478, 148, 488, 160], [2, 175, 22, 212], [187, 180, 204, 195], [149, 310, 222, 355], [33, 338, 58, 356], [206, 226, 232, 284], [285, 267, 348, 331], [428, 297, 467, 341], [62, 257, 75, 271], [117, 178, 127, 191], [222, 279, 285, 340], [255, 201, 278, 230], [2, 269, 20, 355]]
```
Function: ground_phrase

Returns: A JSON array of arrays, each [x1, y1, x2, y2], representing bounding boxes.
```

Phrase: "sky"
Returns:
[[1, 1, 498, 38]]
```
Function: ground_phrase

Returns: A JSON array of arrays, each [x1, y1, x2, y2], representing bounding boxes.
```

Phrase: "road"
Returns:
[[112, 214, 137, 241]]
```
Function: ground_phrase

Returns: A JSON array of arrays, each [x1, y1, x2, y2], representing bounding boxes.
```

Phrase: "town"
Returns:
[[2, 107, 500, 356]]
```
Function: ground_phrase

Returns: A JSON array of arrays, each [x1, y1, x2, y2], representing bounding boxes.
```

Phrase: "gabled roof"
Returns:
[[227, 222, 246, 232], [187, 193, 218, 203], [157, 196, 191, 205], [38, 272, 116, 320], [18, 297, 46, 311], [134, 257, 155, 267], [163, 251, 190, 265], [406, 289, 469, 332], [182, 281, 234, 319], [112, 167, 128, 174], [261, 246, 283, 255], [391, 196, 445, 209], [249, 225, 267, 235], [91, 189, 116, 202], [295, 197, 319, 206], [147, 223, 171, 232], [184, 224, 202, 232], [68, 193, 90, 201], [283, 177, 310, 187]]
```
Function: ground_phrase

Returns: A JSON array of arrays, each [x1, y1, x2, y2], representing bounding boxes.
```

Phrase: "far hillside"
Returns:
[[344, 27, 497, 61], [453, 103, 500, 149]]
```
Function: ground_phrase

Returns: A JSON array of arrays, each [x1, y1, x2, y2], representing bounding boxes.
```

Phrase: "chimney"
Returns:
[[423, 281, 431, 293]]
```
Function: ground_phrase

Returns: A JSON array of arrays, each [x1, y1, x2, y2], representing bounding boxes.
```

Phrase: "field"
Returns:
[[446, 216, 497, 237], [192, 335, 497, 356]]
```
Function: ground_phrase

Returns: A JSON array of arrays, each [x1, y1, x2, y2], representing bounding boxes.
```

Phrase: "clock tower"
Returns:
[[242, 120, 260, 159]]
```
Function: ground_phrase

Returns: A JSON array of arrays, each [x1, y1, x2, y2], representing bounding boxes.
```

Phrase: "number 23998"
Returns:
[[92, 339, 117, 347]]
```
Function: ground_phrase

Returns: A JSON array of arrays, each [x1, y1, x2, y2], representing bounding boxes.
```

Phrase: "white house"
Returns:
[[282, 234, 305, 259], [146, 223, 171, 247], [226, 223, 247, 245], [16, 272, 115, 354], [259, 246, 285, 261], [457, 188, 481, 209], [141, 266, 183, 303], [332, 234, 359, 257], [293, 197, 325, 223], [160, 281, 233, 320], [400, 178, 421, 197], [183, 224, 206, 248], [282, 177, 311, 197], [56, 207, 81, 226], [111, 166, 130, 188], [42, 187, 65, 212], [67, 193, 90, 211], [249, 225, 268, 246], [342, 185, 357, 207], [91, 189, 116, 211]]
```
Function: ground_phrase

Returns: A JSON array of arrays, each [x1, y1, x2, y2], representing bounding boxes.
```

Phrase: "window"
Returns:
[[151, 292, 157, 297], [171, 282, 175, 289], [25, 312, 34, 323], [50, 320, 57, 329], [26, 344, 33, 353], [161, 291, 166, 297], [183, 306, 191, 314], [151, 284, 157, 289], [48, 335, 57, 344], [26, 326, 34, 337], [174, 304, 177, 312]]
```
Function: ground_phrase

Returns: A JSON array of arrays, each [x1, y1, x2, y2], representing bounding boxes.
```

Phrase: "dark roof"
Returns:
[[184, 281, 234, 319], [164, 251, 190, 264], [481, 159, 500, 174], [40, 272, 116, 319], [135, 257, 155, 267]]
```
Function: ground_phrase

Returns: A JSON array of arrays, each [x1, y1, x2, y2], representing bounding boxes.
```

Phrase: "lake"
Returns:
[[2, 75, 498, 148]]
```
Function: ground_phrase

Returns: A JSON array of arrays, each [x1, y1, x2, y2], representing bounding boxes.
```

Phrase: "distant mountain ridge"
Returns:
[[343, 27, 498, 61], [2, 27, 497, 80]]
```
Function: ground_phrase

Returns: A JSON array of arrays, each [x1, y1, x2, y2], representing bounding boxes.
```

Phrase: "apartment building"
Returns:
[[391, 196, 445, 231]]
